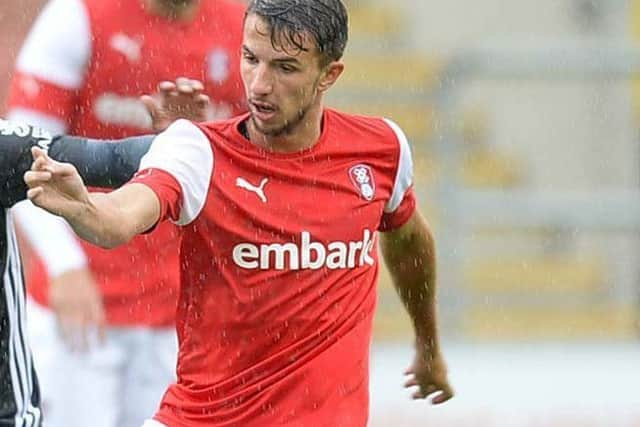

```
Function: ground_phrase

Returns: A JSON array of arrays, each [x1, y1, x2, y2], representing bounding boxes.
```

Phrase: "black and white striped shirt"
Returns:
[[0, 119, 152, 426]]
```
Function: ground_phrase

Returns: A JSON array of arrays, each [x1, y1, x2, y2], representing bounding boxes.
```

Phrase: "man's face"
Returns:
[[241, 14, 326, 137]]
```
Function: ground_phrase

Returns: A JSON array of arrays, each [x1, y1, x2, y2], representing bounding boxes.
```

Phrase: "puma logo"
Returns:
[[236, 177, 268, 203]]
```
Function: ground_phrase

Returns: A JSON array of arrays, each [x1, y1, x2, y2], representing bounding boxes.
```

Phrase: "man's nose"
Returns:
[[250, 64, 273, 95]]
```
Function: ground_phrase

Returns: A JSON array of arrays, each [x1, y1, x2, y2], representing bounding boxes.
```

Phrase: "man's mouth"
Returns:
[[250, 101, 278, 121], [251, 101, 277, 114]]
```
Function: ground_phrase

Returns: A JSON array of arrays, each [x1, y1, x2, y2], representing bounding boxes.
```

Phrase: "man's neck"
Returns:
[[143, 0, 200, 22]]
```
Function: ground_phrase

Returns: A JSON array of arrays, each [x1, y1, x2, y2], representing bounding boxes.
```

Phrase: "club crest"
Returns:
[[349, 164, 375, 201]]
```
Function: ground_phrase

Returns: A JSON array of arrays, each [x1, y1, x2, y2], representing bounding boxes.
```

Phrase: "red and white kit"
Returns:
[[7, 0, 245, 426], [8, 0, 246, 326], [131, 109, 416, 427]]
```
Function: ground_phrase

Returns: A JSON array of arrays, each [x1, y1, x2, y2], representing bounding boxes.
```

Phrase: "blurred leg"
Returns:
[[119, 327, 177, 427], [27, 300, 126, 427]]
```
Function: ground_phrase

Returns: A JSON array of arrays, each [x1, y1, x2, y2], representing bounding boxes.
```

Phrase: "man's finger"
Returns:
[[430, 389, 454, 405], [411, 389, 426, 399], [31, 145, 47, 161], [31, 147, 52, 171], [46, 160, 77, 178], [57, 316, 77, 351], [176, 82, 195, 95], [196, 94, 211, 108], [140, 95, 160, 119], [24, 170, 52, 186], [32, 155, 48, 172], [404, 377, 418, 388], [188, 79, 204, 92], [90, 299, 106, 344], [26, 187, 43, 201], [158, 81, 177, 94]]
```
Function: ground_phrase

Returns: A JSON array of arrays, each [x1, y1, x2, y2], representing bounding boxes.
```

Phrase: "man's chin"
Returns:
[[250, 117, 285, 137]]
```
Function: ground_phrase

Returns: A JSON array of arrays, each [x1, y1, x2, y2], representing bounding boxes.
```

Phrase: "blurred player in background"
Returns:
[[24, 0, 454, 426], [0, 81, 205, 426], [6, 0, 246, 426]]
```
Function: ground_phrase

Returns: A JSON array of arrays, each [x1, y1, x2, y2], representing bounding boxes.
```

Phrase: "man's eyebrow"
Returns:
[[242, 45, 303, 64], [272, 57, 301, 64]]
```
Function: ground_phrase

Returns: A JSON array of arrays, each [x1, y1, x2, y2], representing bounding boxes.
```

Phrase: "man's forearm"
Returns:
[[63, 192, 137, 249], [381, 213, 441, 352], [61, 184, 160, 249]]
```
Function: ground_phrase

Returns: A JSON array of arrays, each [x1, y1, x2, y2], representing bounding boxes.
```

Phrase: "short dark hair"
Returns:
[[245, 0, 349, 65]]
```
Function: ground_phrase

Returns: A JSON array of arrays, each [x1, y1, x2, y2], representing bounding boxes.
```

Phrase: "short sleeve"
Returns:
[[134, 120, 214, 225], [130, 168, 183, 225], [378, 118, 416, 231], [14, 0, 91, 89], [378, 188, 416, 231], [7, 0, 91, 128]]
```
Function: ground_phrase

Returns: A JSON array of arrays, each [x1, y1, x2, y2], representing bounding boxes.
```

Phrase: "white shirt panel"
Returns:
[[12, 201, 87, 277], [383, 118, 414, 213], [16, 0, 91, 89], [138, 120, 214, 226], [7, 109, 68, 135]]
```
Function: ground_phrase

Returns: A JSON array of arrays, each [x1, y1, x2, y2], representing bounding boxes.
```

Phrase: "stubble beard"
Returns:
[[156, 0, 194, 9], [250, 101, 313, 138]]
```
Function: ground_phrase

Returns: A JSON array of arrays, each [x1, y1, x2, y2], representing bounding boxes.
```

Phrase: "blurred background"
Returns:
[[2, 0, 640, 426]]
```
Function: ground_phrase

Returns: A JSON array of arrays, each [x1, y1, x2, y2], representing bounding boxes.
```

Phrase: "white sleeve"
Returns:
[[7, 110, 67, 135], [383, 118, 414, 213], [16, 0, 91, 89], [138, 120, 214, 225], [11, 201, 87, 277]]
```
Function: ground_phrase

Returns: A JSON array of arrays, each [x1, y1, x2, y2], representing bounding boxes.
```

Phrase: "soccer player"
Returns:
[[25, 1, 455, 426], [7, 0, 246, 425], [0, 120, 153, 427]]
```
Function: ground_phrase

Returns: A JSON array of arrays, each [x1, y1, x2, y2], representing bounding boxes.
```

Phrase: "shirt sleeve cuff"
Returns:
[[378, 187, 417, 232], [129, 168, 183, 228]]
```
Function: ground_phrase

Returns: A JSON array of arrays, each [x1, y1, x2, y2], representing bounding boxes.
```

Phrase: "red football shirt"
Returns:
[[7, 0, 246, 325], [130, 109, 416, 426]]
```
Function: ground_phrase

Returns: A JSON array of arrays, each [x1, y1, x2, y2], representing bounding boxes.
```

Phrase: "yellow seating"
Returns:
[[337, 54, 441, 91], [462, 304, 637, 340], [464, 256, 605, 292], [348, 3, 406, 38]]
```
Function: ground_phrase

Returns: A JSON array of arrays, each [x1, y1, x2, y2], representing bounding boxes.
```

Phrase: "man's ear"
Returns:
[[317, 61, 345, 93]]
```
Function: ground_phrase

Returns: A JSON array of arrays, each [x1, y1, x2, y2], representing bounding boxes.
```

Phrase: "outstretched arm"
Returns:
[[24, 119, 211, 249], [25, 147, 161, 248], [380, 210, 454, 404]]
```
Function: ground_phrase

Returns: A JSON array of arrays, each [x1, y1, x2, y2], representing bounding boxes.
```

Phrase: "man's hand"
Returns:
[[49, 267, 105, 352], [141, 77, 213, 132], [404, 341, 454, 404], [24, 146, 90, 218]]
